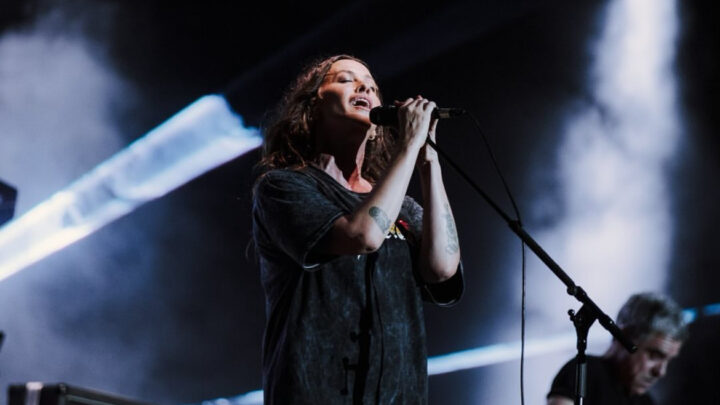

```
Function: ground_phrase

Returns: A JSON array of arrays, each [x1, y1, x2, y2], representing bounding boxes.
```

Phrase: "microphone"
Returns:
[[369, 105, 466, 126]]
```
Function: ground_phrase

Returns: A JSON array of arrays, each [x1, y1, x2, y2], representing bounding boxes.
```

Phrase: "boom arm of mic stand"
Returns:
[[425, 138, 637, 354]]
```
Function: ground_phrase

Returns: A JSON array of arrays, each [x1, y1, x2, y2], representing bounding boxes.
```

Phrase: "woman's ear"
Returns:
[[367, 125, 378, 141]]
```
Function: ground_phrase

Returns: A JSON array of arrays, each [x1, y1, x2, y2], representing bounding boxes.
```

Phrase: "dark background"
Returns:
[[0, 0, 717, 403]]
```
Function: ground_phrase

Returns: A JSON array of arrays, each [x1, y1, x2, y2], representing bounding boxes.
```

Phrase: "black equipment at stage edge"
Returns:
[[8, 383, 155, 405], [0, 179, 18, 227]]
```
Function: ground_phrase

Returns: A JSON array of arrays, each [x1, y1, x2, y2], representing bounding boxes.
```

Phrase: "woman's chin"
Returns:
[[345, 113, 373, 128]]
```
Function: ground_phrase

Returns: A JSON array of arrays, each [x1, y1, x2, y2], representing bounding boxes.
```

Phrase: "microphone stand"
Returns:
[[425, 139, 637, 404]]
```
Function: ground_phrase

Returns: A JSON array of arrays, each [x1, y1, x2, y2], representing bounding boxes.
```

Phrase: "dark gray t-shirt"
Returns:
[[252, 166, 463, 405], [548, 356, 655, 405]]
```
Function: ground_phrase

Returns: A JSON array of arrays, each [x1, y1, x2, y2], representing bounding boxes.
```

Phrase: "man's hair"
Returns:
[[258, 54, 394, 183], [616, 292, 689, 342]]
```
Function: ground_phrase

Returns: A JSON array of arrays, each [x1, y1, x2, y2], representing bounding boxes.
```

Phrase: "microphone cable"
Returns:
[[466, 112, 526, 405]]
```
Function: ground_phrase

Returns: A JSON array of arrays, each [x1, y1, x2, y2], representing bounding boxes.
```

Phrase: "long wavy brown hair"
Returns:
[[258, 54, 395, 184]]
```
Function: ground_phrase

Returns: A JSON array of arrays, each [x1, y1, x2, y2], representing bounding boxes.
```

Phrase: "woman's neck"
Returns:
[[313, 151, 372, 193], [313, 121, 375, 192]]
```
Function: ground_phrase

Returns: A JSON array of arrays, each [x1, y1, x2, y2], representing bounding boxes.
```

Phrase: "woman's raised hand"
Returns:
[[395, 96, 436, 150]]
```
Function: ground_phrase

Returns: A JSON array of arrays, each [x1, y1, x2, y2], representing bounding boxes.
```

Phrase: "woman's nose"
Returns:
[[356, 81, 371, 93]]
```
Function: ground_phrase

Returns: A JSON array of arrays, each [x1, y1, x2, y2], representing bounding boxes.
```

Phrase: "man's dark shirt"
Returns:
[[548, 356, 654, 405], [252, 167, 463, 405]]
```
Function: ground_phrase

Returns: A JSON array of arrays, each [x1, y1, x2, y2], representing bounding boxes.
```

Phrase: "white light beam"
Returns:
[[0, 95, 262, 281]]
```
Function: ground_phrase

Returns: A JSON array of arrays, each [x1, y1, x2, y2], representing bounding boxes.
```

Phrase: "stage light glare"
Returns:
[[0, 95, 262, 282], [526, 0, 680, 330], [488, 0, 681, 402]]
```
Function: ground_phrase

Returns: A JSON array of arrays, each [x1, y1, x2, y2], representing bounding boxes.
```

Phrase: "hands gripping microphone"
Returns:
[[369, 105, 466, 126]]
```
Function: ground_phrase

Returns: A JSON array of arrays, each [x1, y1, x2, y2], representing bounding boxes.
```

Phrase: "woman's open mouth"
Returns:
[[350, 96, 372, 110]]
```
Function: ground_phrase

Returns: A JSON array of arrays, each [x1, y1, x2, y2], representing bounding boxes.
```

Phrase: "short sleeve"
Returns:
[[253, 170, 345, 269], [401, 196, 464, 306], [422, 265, 464, 306]]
